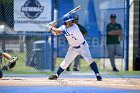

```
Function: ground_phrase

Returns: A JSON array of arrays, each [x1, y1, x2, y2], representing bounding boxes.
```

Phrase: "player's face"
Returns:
[[111, 17, 116, 24], [74, 19, 78, 24], [66, 20, 73, 27]]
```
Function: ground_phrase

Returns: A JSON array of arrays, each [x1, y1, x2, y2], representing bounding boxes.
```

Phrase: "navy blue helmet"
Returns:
[[63, 15, 73, 23]]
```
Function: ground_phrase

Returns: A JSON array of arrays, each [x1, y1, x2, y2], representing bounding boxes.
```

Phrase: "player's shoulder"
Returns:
[[72, 23, 79, 28], [115, 23, 122, 29], [115, 23, 121, 26], [59, 25, 66, 30], [60, 25, 65, 28], [107, 23, 112, 27], [72, 23, 76, 26]]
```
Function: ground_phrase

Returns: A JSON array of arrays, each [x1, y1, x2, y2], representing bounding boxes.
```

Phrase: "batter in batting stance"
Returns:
[[48, 15, 102, 81]]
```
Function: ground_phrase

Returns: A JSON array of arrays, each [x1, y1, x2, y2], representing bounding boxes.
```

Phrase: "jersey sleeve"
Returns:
[[58, 25, 66, 34]]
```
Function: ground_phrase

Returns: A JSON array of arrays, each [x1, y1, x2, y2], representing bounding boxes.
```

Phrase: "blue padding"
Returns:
[[84, 0, 100, 37], [57, 0, 100, 37], [58, 0, 74, 25]]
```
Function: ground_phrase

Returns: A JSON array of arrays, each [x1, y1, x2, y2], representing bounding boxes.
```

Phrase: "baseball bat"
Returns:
[[48, 5, 81, 26]]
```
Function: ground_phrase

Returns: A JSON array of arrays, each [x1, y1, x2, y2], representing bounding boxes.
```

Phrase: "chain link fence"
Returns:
[[0, 32, 53, 72], [0, 0, 54, 72], [57, 0, 128, 71], [0, 0, 129, 72]]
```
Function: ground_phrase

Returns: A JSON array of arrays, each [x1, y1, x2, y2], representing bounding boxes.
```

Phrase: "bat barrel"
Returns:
[[76, 5, 81, 10], [69, 5, 81, 14], [48, 5, 82, 25]]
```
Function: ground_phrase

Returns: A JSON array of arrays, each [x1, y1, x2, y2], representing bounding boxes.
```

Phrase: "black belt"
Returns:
[[73, 41, 85, 49]]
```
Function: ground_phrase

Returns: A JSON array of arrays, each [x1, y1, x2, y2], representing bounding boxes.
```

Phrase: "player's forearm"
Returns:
[[108, 30, 122, 36], [51, 27, 62, 34]]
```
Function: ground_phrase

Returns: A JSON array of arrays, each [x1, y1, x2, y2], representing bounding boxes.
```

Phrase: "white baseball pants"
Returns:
[[60, 41, 94, 69]]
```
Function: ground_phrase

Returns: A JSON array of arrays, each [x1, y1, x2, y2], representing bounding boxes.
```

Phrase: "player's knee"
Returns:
[[60, 61, 69, 69], [86, 59, 94, 65]]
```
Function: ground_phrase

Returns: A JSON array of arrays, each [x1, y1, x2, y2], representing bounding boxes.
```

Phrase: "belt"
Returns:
[[73, 41, 85, 49]]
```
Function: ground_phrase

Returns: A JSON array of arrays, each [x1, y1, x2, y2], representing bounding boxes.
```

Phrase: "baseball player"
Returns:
[[106, 14, 122, 72], [47, 15, 102, 81], [66, 15, 87, 71]]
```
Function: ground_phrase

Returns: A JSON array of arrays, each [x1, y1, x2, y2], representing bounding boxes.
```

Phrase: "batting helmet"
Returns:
[[63, 15, 73, 23]]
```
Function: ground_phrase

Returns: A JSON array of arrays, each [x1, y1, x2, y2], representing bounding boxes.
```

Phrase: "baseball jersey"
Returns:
[[59, 23, 85, 47], [106, 23, 122, 45]]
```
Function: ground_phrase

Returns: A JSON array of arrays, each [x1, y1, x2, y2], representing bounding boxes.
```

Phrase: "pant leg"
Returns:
[[74, 55, 80, 69], [60, 47, 79, 69], [115, 44, 123, 56], [79, 42, 100, 75], [79, 42, 93, 65], [107, 45, 116, 68]]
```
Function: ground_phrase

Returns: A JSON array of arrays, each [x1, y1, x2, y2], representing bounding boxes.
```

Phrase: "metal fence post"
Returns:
[[49, 0, 55, 71], [125, 0, 129, 71], [50, 34, 54, 71]]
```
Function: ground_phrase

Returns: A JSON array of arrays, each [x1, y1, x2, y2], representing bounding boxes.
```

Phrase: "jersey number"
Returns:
[[65, 29, 77, 40]]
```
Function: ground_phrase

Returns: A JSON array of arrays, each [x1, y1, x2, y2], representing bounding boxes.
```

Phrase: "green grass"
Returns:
[[112, 71, 140, 75], [2, 52, 54, 74], [56, 58, 100, 72], [3, 70, 55, 74], [1, 52, 140, 75], [1, 52, 100, 74]]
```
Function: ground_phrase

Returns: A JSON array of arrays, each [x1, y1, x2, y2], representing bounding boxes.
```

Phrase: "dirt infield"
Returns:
[[0, 77, 140, 90]]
